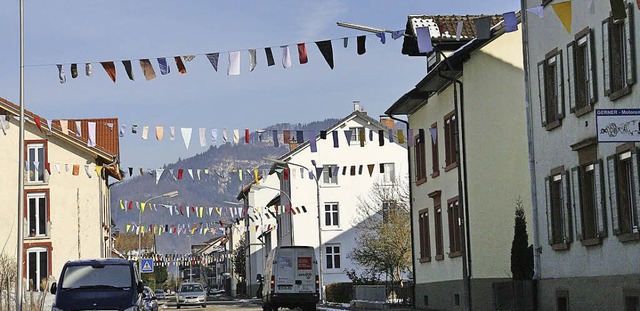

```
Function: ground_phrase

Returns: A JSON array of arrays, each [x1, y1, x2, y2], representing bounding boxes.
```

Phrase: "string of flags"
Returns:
[[128, 253, 229, 267], [52, 30, 407, 84]]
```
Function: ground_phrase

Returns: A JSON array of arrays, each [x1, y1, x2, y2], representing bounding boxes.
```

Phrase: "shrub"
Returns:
[[325, 282, 353, 303]]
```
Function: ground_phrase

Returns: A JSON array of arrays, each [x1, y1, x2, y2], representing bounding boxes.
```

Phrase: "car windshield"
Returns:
[[180, 284, 204, 292], [61, 264, 132, 289], [155, 290, 163, 293]]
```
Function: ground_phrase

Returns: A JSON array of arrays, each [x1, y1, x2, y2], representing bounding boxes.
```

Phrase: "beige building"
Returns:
[[387, 16, 532, 310], [0, 97, 122, 291]]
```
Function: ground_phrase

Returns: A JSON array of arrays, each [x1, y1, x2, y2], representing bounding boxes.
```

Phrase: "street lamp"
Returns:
[[261, 157, 324, 302], [138, 191, 178, 277]]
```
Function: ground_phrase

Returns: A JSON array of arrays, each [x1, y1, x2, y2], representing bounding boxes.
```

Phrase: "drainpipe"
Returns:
[[384, 114, 415, 309], [520, 0, 541, 282], [434, 49, 472, 311]]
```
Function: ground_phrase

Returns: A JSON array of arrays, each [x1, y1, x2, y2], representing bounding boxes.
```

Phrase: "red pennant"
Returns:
[[44, 163, 51, 174], [283, 168, 289, 180], [297, 43, 308, 64], [245, 129, 250, 143], [177, 169, 184, 180], [34, 117, 43, 132], [128, 201, 133, 210]]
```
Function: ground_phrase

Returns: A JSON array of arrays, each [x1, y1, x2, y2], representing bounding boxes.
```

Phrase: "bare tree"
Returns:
[[348, 175, 411, 285]]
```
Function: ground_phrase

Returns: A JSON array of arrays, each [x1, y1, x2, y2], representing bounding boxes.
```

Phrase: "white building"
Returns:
[[257, 105, 408, 290], [0, 97, 122, 291], [523, 0, 640, 309]]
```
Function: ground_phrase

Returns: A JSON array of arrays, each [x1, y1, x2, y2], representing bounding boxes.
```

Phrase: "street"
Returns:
[[159, 299, 262, 311]]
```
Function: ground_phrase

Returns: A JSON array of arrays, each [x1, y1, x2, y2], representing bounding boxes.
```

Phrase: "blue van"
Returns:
[[50, 258, 145, 311]]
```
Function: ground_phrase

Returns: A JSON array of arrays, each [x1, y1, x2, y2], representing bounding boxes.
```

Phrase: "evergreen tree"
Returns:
[[510, 198, 534, 280]]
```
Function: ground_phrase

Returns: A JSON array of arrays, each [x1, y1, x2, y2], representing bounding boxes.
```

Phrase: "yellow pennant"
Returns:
[[199, 207, 204, 218], [254, 169, 259, 184], [398, 129, 405, 144], [141, 202, 146, 212], [126, 224, 131, 232], [552, 1, 572, 33], [216, 207, 221, 216], [120, 200, 125, 210], [95, 166, 103, 177]]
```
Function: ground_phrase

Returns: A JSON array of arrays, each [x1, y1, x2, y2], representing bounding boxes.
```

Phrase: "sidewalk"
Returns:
[[242, 298, 419, 311]]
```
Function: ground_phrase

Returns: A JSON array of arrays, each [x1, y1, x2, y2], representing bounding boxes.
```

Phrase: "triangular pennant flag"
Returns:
[[122, 60, 134, 80], [315, 40, 334, 69], [199, 128, 207, 147], [57, 64, 66, 83], [170, 126, 175, 141], [34, 117, 43, 132], [156, 126, 164, 140], [100, 61, 116, 82], [206, 53, 219, 71], [181, 128, 192, 149], [87, 122, 97, 147], [140, 59, 156, 81], [309, 130, 318, 152], [155, 169, 164, 185], [344, 130, 352, 146], [392, 30, 405, 39], [0, 117, 7, 135], [367, 164, 375, 176], [233, 129, 240, 144], [375, 32, 386, 44], [158, 57, 170, 75], [281, 45, 292, 68], [249, 49, 257, 72], [297, 43, 308, 64], [315, 167, 323, 180], [429, 127, 437, 143], [188, 169, 194, 180], [175, 56, 187, 74], [526, 6, 544, 18], [228, 51, 241, 76], [552, 1, 572, 33], [75, 121, 82, 137]]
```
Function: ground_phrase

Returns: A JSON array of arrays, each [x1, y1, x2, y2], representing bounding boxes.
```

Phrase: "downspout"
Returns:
[[520, 0, 541, 281], [384, 114, 415, 309], [435, 49, 472, 311]]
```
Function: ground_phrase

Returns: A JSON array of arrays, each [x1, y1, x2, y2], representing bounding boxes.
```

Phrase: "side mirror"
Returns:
[[137, 282, 144, 293], [50, 282, 57, 294]]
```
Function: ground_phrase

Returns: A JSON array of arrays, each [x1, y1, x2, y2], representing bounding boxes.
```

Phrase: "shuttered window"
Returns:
[[415, 134, 427, 184], [433, 194, 444, 260], [418, 209, 431, 261], [447, 197, 461, 257], [444, 111, 457, 169], [602, 3, 636, 100], [538, 49, 565, 130], [430, 123, 440, 177], [545, 170, 572, 249], [571, 159, 607, 244], [607, 148, 640, 240], [567, 27, 597, 116]]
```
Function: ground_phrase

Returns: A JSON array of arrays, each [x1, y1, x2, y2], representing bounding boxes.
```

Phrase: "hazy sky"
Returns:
[[0, 0, 518, 168]]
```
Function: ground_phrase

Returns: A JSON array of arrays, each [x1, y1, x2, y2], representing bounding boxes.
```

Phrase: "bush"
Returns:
[[325, 282, 353, 303]]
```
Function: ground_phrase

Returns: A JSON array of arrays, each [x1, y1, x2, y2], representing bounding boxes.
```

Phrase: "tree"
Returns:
[[348, 176, 412, 285], [142, 265, 169, 289], [231, 236, 246, 283], [510, 197, 534, 280]]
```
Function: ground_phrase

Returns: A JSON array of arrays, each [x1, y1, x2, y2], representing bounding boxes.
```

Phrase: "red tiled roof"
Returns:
[[0, 96, 121, 179]]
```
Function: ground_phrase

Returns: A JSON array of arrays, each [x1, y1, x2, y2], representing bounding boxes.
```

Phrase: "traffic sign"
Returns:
[[141, 259, 154, 273]]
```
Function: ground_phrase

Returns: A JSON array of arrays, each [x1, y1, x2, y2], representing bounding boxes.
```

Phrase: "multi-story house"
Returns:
[[0, 97, 122, 291], [255, 105, 408, 293], [523, 0, 640, 309], [386, 16, 532, 310]]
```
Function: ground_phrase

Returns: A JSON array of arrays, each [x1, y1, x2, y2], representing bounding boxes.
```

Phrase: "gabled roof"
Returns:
[[0, 96, 122, 179], [388, 13, 521, 116], [402, 14, 504, 56], [275, 110, 405, 163]]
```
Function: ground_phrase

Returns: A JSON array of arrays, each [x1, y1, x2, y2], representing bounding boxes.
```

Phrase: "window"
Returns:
[[444, 112, 457, 169], [382, 201, 393, 223], [571, 145, 607, 244], [545, 169, 572, 248], [430, 192, 444, 260], [380, 163, 395, 184], [602, 3, 636, 100], [418, 209, 431, 262], [348, 127, 365, 146], [537, 49, 565, 129], [624, 289, 640, 311], [324, 203, 339, 227], [26, 247, 49, 291], [26, 141, 47, 183], [26, 191, 49, 238], [607, 146, 640, 239], [556, 290, 570, 311], [415, 132, 427, 184], [447, 197, 462, 256], [567, 27, 597, 115], [430, 123, 439, 177], [322, 165, 338, 185], [325, 245, 341, 270]]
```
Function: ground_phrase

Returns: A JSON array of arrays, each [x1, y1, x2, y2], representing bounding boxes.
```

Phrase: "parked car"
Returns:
[[142, 286, 158, 311], [154, 289, 166, 300], [176, 282, 207, 309], [50, 258, 144, 311]]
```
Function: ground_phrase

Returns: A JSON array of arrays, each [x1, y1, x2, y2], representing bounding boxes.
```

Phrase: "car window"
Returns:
[[61, 264, 132, 289], [180, 284, 204, 292]]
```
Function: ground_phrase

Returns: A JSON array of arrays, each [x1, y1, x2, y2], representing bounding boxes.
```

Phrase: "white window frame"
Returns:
[[27, 142, 45, 183], [26, 247, 48, 292], [324, 203, 339, 227], [381, 163, 396, 184], [322, 165, 338, 185], [348, 127, 365, 146], [325, 244, 341, 270], [27, 192, 48, 238]]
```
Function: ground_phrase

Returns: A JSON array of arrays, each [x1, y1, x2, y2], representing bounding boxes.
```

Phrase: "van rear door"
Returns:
[[294, 252, 315, 294], [274, 248, 295, 293]]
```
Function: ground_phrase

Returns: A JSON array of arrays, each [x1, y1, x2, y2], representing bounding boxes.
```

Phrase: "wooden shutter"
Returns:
[[624, 3, 636, 86], [566, 42, 576, 113], [538, 61, 548, 126], [556, 50, 565, 120], [594, 159, 608, 238], [587, 29, 598, 105], [602, 18, 612, 96], [562, 171, 572, 243], [545, 176, 554, 245], [419, 213, 426, 258], [632, 148, 640, 231], [607, 155, 620, 235], [571, 167, 583, 241]]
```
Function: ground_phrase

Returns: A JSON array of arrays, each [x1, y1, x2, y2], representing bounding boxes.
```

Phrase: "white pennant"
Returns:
[[281, 45, 292, 68], [155, 169, 164, 185], [170, 126, 176, 141], [188, 169, 194, 180], [199, 128, 206, 147], [181, 128, 192, 149], [87, 122, 97, 147]]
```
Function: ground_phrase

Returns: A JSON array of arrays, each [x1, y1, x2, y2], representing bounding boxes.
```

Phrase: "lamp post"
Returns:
[[188, 235, 193, 282], [261, 157, 323, 301], [138, 191, 178, 277]]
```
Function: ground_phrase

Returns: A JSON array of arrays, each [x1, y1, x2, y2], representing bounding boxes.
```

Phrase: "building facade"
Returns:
[[523, 0, 640, 310], [387, 17, 532, 310], [0, 97, 122, 291]]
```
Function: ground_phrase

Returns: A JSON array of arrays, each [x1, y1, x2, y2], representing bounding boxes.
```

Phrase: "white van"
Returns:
[[261, 246, 319, 311]]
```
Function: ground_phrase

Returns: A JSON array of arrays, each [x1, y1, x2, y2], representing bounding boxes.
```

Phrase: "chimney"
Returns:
[[353, 100, 361, 112], [380, 117, 395, 130]]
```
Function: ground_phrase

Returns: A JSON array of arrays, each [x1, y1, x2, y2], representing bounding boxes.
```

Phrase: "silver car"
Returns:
[[176, 283, 206, 309]]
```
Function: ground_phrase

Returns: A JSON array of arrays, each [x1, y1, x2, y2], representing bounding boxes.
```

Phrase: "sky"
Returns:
[[0, 0, 519, 169]]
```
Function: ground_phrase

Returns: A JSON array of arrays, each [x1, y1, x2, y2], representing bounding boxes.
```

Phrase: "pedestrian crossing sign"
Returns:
[[141, 259, 154, 273]]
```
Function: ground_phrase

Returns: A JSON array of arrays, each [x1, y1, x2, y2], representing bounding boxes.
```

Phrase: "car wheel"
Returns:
[[262, 303, 269, 311], [270, 304, 278, 311], [176, 304, 180, 309], [201, 304, 206, 308]]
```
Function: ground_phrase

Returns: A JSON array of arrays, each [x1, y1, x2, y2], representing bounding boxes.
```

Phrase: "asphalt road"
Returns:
[[158, 299, 263, 311]]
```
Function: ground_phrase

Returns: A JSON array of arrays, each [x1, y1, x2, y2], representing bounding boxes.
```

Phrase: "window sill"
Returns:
[[551, 243, 570, 251], [435, 254, 444, 261], [24, 236, 49, 241], [324, 269, 343, 274], [448, 251, 461, 258], [580, 237, 602, 247], [419, 257, 431, 263], [574, 105, 593, 118], [416, 177, 427, 186], [444, 162, 458, 172], [617, 232, 640, 243], [609, 86, 632, 101], [321, 227, 342, 232], [319, 184, 339, 189], [431, 171, 440, 178], [25, 182, 48, 187], [545, 119, 562, 131]]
